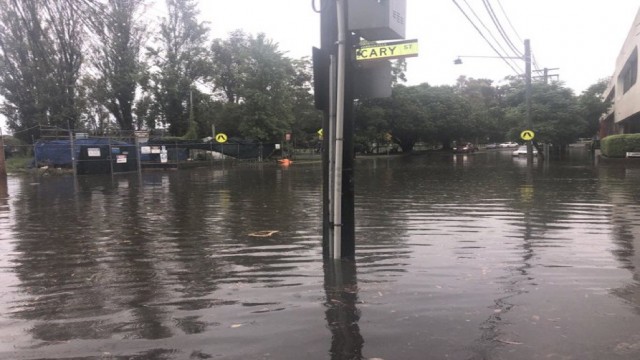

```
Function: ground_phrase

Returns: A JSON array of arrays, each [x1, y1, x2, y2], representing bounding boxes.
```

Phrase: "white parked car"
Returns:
[[499, 142, 519, 148], [512, 145, 538, 156]]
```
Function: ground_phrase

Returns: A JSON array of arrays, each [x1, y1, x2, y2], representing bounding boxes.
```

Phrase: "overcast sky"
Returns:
[[192, 0, 639, 94]]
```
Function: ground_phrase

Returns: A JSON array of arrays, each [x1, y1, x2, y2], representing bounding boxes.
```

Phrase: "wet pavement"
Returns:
[[1, 148, 640, 359]]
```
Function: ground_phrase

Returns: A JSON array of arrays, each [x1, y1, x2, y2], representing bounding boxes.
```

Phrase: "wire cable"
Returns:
[[482, 0, 522, 58], [451, 0, 521, 76], [462, 0, 522, 73], [495, 0, 523, 44]]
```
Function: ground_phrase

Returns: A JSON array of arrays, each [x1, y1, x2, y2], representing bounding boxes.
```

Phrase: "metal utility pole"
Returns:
[[525, 39, 533, 165], [319, 0, 355, 260], [533, 67, 559, 84], [320, 0, 337, 259]]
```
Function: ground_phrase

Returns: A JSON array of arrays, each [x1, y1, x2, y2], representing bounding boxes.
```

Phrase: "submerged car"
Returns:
[[512, 145, 538, 156]]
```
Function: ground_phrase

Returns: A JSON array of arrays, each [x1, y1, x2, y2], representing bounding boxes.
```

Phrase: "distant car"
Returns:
[[485, 143, 498, 149], [512, 145, 538, 156], [499, 142, 519, 148], [455, 143, 477, 153]]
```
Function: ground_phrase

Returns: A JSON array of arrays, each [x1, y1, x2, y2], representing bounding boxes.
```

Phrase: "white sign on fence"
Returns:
[[87, 148, 101, 157]]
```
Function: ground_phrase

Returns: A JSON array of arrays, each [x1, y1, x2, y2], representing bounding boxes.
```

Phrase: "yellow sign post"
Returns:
[[520, 130, 535, 141], [317, 128, 323, 139], [356, 39, 419, 61], [215, 133, 228, 143]]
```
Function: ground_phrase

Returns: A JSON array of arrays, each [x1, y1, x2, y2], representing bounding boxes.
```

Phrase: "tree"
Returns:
[[42, 0, 87, 130], [455, 76, 507, 143], [147, 0, 209, 136], [210, 30, 250, 104], [414, 84, 472, 149], [289, 57, 322, 147], [578, 78, 611, 138], [210, 32, 305, 142], [0, 0, 91, 141], [90, 0, 147, 131], [387, 85, 431, 152], [505, 80, 587, 147], [355, 97, 394, 153], [236, 33, 297, 141]]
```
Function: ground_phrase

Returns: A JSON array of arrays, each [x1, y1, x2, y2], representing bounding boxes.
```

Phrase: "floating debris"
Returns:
[[248, 230, 279, 237], [496, 339, 523, 345]]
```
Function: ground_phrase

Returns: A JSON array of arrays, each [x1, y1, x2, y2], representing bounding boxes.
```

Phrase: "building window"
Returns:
[[619, 47, 638, 94]]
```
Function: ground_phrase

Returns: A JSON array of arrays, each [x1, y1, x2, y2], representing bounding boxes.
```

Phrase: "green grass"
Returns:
[[3, 155, 33, 173]]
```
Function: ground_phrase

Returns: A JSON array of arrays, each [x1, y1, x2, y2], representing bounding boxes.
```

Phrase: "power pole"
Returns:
[[533, 67, 559, 84], [525, 39, 533, 165]]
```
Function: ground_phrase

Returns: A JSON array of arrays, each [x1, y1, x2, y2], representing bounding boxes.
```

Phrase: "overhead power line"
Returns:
[[495, 0, 523, 44], [482, 0, 522, 58], [451, 0, 521, 75], [461, 0, 522, 73]]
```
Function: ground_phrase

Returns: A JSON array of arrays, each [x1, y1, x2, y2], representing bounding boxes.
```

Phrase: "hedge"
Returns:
[[601, 133, 640, 158]]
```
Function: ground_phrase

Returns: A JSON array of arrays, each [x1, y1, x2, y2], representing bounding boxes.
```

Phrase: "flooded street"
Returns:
[[2, 148, 640, 359]]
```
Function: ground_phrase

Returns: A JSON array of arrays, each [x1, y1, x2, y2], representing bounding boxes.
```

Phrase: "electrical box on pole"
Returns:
[[348, 0, 406, 41]]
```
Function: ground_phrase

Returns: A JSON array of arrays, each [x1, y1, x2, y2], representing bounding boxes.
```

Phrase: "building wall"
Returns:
[[603, 7, 640, 135]]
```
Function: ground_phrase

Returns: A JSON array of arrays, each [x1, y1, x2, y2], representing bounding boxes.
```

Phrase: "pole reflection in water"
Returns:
[[0, 175, 7, 206], [4, 150, 640, 358], [324, 259, 363, 360]]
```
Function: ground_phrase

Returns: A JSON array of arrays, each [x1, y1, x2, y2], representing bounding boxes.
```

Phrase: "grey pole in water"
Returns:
[[319, 0, 341, 259], [0, 127, 6, 177], [332, 0, 348, 260], [135, 136, 142, 179], [67, 120, 77, 182], [328, 54, 337, 254], [525, 39, 534, 166]]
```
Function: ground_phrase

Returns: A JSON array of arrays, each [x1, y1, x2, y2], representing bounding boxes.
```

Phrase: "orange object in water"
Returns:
[[278, 159, 292, 166]]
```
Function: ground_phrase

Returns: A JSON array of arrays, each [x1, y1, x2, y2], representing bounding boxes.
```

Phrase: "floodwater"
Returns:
[[1, 148, 640, 360]]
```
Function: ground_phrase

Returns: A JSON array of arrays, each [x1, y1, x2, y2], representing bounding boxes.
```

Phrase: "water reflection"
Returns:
[[324, 260, 363, 360], [4, 151, 640, 358]]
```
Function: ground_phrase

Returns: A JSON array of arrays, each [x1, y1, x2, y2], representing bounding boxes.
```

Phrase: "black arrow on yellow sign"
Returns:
[[215, 133, 228, 143], [520, 130, 535, 141]]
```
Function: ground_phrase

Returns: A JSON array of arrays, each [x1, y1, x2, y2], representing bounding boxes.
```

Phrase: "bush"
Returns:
[[601, 134, 640, 158]]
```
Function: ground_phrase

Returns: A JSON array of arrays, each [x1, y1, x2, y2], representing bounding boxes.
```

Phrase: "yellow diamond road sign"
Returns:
[[215, 133, 228, 143], [520, 130, 535, 141], [356, 39, 419, 61]]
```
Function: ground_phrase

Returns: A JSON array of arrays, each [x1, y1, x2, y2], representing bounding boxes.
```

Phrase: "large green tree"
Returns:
[[455, 76, 508, 143], [0, 0, 91, 142], [415, 84, 472, 149], [90, 0, 147, 131], [211, 31, 310, 142], [210, 30, 250, 104], [578, 78, 611, 138], [147, 0, 209, 136], [504, 80, 587, 147]]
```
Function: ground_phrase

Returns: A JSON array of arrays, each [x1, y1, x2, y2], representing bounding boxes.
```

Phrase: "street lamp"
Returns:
[[453, 54, 522, 64], [453, 39, 534, 164]]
